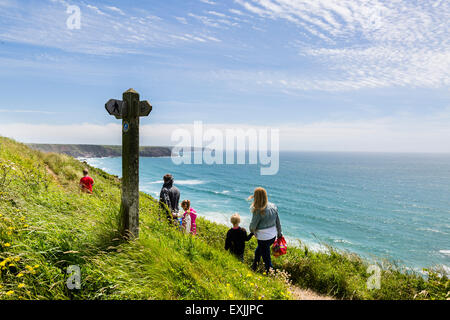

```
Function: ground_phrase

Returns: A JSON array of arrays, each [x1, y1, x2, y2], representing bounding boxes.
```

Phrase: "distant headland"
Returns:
[[27, 144, 174, 158]]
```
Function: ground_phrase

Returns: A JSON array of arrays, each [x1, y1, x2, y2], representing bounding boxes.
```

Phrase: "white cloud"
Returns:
[[200, 0, 216, 5], [0, 0, 448, 92], [235, 0, 450, 90], [105, 6, 125, 16], [235, 0, 449, 43], [86, 4, 106, 16], [208, 11, 227, 17], [183, 34, 206, 42], [301, 47, 450, 89], [203, 35, 221, 42], [175, 16, 188, 24], [188, 13, 221, 28], [229, 9, 245, 16], [0, 1, 221, 55]]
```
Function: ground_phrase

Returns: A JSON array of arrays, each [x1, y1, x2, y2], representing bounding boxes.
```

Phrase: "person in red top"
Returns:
[[79, 169, 94, 194]]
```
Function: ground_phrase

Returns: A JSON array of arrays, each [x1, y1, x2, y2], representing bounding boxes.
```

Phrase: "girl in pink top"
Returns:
[[181, 200, 197, 235]]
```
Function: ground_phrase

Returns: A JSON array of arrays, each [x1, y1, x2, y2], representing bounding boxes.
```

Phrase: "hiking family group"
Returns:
[[159, 174, 284, 273], [79, 170, 284, 273]]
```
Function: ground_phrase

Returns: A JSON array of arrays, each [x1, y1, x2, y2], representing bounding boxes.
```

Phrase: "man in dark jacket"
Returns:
[[159, 174, 180, 223]]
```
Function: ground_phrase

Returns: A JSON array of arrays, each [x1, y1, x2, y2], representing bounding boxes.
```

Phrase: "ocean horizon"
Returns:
[[84, 151, 450, 273]]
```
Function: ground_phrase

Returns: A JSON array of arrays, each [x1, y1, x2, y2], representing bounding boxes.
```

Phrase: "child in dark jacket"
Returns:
[[225, 213, 253, 261]]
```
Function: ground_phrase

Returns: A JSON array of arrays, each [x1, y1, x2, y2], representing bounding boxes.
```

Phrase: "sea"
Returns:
[[84, 152, 450, 272]]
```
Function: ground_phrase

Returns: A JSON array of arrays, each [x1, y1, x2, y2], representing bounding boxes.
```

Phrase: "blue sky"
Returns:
[[0, 0, 449, 151]]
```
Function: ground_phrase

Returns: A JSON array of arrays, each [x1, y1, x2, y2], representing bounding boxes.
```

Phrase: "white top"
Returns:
[[184, 214, 191, 234], [255, 225, 277, 241]]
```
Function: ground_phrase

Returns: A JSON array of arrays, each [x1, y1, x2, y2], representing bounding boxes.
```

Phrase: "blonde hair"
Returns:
[[181, 199, 191, 210], [250, 187, 268, 214], [230, 213, 241, 225]]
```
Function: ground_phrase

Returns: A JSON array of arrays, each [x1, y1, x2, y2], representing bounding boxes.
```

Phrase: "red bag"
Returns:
[[272, 236, 287, 257]]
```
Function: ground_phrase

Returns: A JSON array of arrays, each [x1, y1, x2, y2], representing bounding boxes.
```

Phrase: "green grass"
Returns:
[[275, 242, 449, 300], [0, 136, 448, 300], [193, 217, 449, 300], [0, 137, 289, 300]]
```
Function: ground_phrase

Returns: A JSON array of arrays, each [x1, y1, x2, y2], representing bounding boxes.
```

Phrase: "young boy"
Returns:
[[79, 169, 94, 194], [225, 213, 253, 261]]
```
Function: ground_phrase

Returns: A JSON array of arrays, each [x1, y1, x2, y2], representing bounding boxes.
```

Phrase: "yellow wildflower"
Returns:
[[229, 293, 233, 298], [25, 265, 33, 271], [3, 243, 11, 247], [14, 257, 20, 262], [18, 283, 25, 289], [34, 265, 40, 269], [24, 224, 29, 228], [17, 273, 24, 278], [6, 290, 14, 296]]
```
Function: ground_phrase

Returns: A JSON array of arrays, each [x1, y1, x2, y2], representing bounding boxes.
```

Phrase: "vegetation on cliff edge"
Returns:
[[1, 137, 448, 300]]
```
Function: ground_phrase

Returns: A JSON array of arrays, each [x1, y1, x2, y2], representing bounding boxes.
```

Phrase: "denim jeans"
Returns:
[[252, 237, 276, 272]]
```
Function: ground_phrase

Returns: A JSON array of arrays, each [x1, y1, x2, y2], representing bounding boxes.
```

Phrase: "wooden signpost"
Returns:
[[105, 89, 152, 239]]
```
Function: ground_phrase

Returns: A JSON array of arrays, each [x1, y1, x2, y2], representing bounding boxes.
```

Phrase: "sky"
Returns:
[[0, 0, 449, 152]]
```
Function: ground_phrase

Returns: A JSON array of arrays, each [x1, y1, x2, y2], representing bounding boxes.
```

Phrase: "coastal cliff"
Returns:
[[1, 137, 289, 300], [27, 144, 172, 158], [1, 137, 448, 300]]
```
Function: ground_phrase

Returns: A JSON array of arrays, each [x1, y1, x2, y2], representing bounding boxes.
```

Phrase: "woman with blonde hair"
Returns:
[[249, 187, 282, 272]]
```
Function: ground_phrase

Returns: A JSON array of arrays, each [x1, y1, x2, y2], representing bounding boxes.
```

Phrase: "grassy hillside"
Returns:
[[0, 137, 448, 300], [196, 217, 449, 300], [0, 137, 289, 300]]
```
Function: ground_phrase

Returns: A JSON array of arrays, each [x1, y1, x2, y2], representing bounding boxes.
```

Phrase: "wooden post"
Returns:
[[105, 89, 152, 240], [120, 89, 140, 239]]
